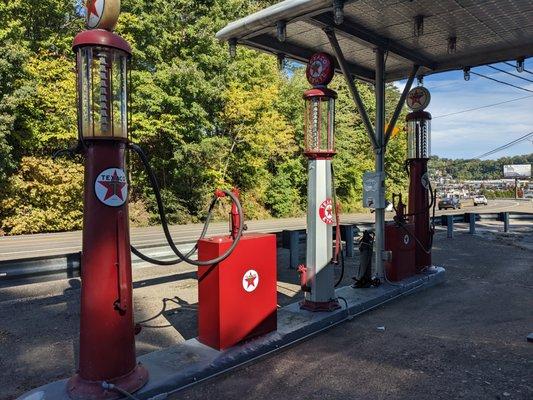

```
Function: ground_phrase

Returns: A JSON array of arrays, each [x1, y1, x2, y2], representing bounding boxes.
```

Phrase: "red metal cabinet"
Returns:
[[385, 222, 416, 282], [198, 233, 277, 350]]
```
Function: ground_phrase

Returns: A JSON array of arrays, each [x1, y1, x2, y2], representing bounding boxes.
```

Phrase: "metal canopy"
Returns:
[[217, 0, 533, 82]]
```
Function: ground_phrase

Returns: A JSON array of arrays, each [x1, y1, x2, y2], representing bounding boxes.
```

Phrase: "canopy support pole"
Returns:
[[374, 47, 386, 280], [385, 64, 420, 146], [325, 28, 378, 150]]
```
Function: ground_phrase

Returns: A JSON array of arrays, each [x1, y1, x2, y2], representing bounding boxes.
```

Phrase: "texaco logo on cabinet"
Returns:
[[242, 269, 259, 293], [95, 168, 128, 207]]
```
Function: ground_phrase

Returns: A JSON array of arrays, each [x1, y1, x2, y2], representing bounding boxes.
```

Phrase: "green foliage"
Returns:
[[0, 156, 83, 235], [0, 0, 412, 234], [481, 188, 516, 199], [430, 154, 533, 180]]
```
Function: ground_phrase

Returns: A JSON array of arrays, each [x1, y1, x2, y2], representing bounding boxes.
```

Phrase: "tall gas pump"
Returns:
[[66, 1, 149, 398], [299, 53, 340, 311], [405, 86, 434, 272]]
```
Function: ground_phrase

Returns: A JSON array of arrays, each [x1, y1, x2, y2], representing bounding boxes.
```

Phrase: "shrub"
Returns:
[[0, 156, 83, 234]]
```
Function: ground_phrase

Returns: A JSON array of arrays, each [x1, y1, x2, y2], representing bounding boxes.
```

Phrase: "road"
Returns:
[[0, 199, 528, 261]]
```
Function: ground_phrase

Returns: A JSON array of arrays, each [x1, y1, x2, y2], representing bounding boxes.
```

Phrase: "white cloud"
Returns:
[[395, 68, 533, 159]]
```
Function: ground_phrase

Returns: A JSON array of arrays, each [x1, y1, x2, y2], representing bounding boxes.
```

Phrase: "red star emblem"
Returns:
[[310, 61, 321, 75], [98, 170, 126, 201], [86, 0, 99, 18], [245, 272, 257, 288], [409, 91, 424, 106]]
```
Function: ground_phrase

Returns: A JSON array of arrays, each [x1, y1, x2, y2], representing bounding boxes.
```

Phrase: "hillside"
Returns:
[[429, 154, 532, 180]]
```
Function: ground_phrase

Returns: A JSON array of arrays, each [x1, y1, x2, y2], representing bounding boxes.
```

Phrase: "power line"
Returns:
[[433, 94, 533, 119], [487, 65, 533, 83], [476, 131, 533, 159], [474, 131, 533, 159], [470, 71, 533, 93], [503, 61, 533, 76]]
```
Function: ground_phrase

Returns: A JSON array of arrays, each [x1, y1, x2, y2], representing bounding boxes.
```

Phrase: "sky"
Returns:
[[395, 62, 533, 160]]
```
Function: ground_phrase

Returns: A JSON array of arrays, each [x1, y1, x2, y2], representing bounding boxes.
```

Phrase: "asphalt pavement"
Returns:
[[0, 199, 526, 261], [1, 222, 532, 399]]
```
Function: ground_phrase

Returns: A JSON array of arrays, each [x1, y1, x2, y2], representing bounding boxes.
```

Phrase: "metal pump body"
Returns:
[[300, 53, 340, 311], [405, 86, 433, 272], [67, 4, 149, 397]]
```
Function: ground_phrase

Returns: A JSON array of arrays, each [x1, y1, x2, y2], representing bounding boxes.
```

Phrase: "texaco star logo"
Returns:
[[94, 168, 128, 207], [406, 86, 431, 111], [306, 53, 334, 86], [86, 0, 103, 29], [242, 269, 259, 293], [319, 198, 334, 225]]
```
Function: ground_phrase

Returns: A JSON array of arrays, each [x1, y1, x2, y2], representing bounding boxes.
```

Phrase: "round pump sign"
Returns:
[[319, 198, 334, 225], [406, 86, 431, 111], [95, 168, 128, 207], [85, 0, 121, 31], [306, 53, 335, 86]]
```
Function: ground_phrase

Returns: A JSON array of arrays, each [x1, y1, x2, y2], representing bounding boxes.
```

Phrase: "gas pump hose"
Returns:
[[331, 164, 345, 287], [127, 143, 244, 266]]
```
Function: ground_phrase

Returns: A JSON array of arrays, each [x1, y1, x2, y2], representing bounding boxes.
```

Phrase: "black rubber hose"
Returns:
[[331, 163, 345, 288], [128, 143, 244, 266], [130, 195, 218, 266], [334, 246, 345, 287]]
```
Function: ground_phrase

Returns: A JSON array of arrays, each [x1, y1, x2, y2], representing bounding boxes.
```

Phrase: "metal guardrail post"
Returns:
[[447, 215, 454, 238], [468, 213, 476, 234], [283, 230, 299, 269], [501, 212, 510, 232], [340, 224, 355, 258]]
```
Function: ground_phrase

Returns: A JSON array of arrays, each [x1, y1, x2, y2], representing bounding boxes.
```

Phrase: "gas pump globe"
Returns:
[[406, 111, 431, 159], [303, 88, 337, 159], [74, 30, 131, 140]]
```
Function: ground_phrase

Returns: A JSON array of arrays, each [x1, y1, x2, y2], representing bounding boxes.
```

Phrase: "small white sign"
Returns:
[[242, 269, 259, 292], [94, 167, 128, 207], [503, 164, 531, 178]]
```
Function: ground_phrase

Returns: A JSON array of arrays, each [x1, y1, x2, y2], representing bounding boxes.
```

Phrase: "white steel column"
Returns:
[[374, 48, 386, 279], [306, 159, 335, 303]]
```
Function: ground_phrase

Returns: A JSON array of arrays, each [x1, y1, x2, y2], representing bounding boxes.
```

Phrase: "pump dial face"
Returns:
[[406, 86, 431, 111], [306, 53, 335, 86], [86, 0, 121, 31]]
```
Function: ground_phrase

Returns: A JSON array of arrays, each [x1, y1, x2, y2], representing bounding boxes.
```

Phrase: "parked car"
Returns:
[[473, 195, 488, 206], [438, 197, 462, 210]]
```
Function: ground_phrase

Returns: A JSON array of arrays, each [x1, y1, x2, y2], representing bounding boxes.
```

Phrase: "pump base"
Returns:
[[300, 299, 341, 312], [67, 363, 149, 400]]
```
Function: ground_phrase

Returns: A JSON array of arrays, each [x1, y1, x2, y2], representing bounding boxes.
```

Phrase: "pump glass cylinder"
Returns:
[[303, 88, 336, 157], [77, 46, 128, 139], [407, 112, 431, 159]]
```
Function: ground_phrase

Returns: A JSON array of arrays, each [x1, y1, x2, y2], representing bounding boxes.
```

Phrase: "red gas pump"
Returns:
[[67, 16, 149, 400], [405, 86, 434, 272]]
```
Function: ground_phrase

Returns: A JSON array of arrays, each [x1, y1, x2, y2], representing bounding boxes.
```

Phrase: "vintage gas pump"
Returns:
[[405, 86, 434, 272], [299, 53, 340, 311], [66, 1, 149, 398]]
